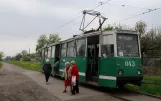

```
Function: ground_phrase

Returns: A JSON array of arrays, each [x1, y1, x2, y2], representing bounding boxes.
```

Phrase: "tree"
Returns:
[[135, 20, 147, 37], [0, 52, 4, 61], [36, 35, 48, 52], [21, 50, 28, 56], [15, 53, 22, 61], [36, 34, 61, 52], [48, 34, 61, 44], [104, 23, 133, 31]]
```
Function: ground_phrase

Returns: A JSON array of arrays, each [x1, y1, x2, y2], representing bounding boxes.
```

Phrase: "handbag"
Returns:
[[71, 76, 76, 86]]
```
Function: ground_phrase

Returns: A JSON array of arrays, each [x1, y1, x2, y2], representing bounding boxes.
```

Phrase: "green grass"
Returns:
[[7, 61, 41, 72], [0, 63, 2, 68], [143, 76, 161, 85], [125, 84, 161, 96], [125, 76, 161, 96]]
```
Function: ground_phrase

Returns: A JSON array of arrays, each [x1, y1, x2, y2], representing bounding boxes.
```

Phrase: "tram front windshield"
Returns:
[[117, 34, 140, 57]]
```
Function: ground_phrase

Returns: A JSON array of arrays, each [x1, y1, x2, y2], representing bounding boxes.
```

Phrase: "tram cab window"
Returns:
[[102, 35, 114, 58], [61, 43, 67, 57], [76, 38, 86, 57], [117, 34, 139, 57], [67, 41, 76, 57]]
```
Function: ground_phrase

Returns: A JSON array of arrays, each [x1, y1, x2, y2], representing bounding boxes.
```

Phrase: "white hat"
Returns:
[[65, 62, 70, 65], [46, 59, 49, 62]]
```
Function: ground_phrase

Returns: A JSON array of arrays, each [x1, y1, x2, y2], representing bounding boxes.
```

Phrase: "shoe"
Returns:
[[63, 90, 66, 93]]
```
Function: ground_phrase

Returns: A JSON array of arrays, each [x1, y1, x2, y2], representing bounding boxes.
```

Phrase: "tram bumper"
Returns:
[[117, 76, 143, 86]]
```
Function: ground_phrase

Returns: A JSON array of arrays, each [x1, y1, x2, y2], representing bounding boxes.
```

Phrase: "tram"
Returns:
[[40, 29, 143, 88], [40, 10, 143, 88]]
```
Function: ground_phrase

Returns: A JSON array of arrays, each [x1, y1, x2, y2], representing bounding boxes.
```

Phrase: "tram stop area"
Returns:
[[23, 70, 107, 101]]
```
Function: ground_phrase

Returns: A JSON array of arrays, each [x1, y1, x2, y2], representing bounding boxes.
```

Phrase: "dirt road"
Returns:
[[0, 64, 60, 101], [0, 63, 122, 101]]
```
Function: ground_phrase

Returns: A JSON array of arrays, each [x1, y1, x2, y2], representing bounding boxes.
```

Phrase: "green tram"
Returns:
[[40, 30, 143, 88]]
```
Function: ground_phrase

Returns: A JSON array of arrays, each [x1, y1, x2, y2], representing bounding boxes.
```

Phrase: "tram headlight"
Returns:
[[138, 70, 141, 75], [118, 70, 123, 75]]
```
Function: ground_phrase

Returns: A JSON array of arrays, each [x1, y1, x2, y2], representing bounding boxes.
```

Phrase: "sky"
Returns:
[[0, 0, 161, 56]]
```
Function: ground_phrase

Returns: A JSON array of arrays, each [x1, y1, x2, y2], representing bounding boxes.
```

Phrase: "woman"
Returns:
[[43, 59, 52, 84], [62, 62, 71, 93], [70, 60, 79, 95]]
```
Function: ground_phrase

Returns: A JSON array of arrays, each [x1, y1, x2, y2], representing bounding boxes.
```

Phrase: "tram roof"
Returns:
[[41, 29, 139, 49]]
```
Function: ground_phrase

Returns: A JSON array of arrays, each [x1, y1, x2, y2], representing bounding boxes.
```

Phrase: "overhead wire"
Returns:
[[50, 0, 112, 33], [113, 7, 161, 24], [106, 3, 152, 10]]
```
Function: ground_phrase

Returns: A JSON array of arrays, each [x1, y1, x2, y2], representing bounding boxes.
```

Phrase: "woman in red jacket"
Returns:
[[70, 60, 79, 95]]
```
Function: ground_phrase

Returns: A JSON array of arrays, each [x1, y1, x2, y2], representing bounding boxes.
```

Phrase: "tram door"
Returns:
[[54, 44, 60, 75], [86, 35, 99, 85]]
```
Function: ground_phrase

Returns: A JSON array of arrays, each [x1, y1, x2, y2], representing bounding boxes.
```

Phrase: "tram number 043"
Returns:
[[125, 61, 135, 67]]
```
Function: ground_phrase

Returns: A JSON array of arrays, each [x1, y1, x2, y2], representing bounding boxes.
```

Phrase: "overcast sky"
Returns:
[[0, 0, 161, 56]]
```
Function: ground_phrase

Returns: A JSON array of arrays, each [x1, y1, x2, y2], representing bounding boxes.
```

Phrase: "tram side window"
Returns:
[[45, 48, 48, 58], [61, 43, 67, 57], [67, 41, 76, 57], [51, 46, 55, 58], [47, 47, 52, 58], [76, 38, 86, 57], [102, 35, 114, 58], [42, 49, 45, 58]]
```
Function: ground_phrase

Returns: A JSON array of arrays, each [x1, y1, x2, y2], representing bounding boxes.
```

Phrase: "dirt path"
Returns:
[[0, 66, 60, 101], [0, 63, 122, 101]]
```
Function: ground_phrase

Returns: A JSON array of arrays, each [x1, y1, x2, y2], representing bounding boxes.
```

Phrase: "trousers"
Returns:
[[71, 80, 79, 95], [45, 73, 50, 82]]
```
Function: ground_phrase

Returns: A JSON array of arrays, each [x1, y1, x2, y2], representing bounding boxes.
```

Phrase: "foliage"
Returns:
[[36, 34, 61, 52], [104, 23, 133, 31], [0, 52, 4, 61], [21, 50, 28, 56], [135, 20, 147, 37], [7, 61, 40, 71], [15, 53, 22, 61], [48, 34, 61, 44]]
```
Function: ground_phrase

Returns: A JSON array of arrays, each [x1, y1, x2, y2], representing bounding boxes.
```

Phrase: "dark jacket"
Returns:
[[43, 63, 52, 74]]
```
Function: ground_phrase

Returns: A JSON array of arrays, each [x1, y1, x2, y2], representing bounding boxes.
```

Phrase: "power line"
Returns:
[[106, 3, 152, 10], [114, 7, 161, 24], [51, 0, 112, 33]]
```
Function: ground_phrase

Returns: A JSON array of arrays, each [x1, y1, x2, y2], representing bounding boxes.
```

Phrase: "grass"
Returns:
[[143, 76, 161, 85], [125, 76, 161, 96], [7, 61, 41, 72], [0, 62, 2, 68]]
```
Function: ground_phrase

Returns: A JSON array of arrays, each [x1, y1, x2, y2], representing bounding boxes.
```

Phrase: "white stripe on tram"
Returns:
[[99, 75, 116, 80], [59, 69, 64, 72], [59, 69, 85, 76], [79, 72, 85, 76]]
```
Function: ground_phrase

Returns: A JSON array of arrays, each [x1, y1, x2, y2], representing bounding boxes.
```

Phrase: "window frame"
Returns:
[[67, 40, 76, 57], [76, 38, 86, 57], [61, 43, 67, 57], [116, 33, 140, 57], [102, 34, 115, 58], [51, 46, 55, 58]]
